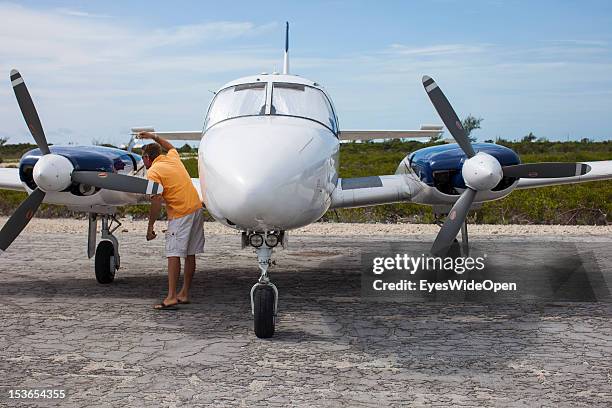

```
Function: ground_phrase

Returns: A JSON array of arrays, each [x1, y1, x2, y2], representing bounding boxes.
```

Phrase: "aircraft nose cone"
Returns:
[[200, 117, 337, 230]]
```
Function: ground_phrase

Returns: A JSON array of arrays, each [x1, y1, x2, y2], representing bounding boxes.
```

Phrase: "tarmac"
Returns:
[[0, 221, 611, 407]]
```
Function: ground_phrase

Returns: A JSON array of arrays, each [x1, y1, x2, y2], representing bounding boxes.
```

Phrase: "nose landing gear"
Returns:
[[250, 246, 278, 338]]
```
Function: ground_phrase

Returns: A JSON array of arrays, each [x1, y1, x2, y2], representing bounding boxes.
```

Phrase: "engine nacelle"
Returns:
[[401, 143, 520, 195]]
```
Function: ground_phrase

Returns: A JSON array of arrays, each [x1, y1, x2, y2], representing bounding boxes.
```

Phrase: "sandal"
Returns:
[[153, 301, 179, 310]]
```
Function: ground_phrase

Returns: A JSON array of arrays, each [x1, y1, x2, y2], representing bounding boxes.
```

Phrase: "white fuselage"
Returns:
[[199, 115, 339, 231], [197, 74, 340, 232]]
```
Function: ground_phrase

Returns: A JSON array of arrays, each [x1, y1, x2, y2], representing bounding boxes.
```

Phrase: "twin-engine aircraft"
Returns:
[[1, 24, 611, 338]]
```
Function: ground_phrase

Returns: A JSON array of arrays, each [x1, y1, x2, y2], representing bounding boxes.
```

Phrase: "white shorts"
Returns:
[[165, 209, 205, 258]]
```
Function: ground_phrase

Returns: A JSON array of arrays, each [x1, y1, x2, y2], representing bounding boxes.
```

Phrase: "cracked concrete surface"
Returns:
[[0, 227, 611, 407]]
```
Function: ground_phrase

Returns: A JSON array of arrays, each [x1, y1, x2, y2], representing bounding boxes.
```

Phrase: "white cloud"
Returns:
[[154, 21, 279, 47], [542, 39, 608, 47], [387, 43, 488, 57], [0, 3, 278, 68], [0, 2, 281, 145], [0, 2, 611, 144], [55, 7, 111, 19], [302, 38, 612, 140]]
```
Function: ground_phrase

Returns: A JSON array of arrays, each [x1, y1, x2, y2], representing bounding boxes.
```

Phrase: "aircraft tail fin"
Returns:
[[283, 22, 289, 74]]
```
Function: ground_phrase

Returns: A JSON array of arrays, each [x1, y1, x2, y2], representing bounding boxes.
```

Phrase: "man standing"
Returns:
[[139, 131, 204, 310]]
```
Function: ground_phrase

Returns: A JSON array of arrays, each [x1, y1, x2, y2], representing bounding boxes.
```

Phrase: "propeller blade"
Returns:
[[10, 69, 50, 155], [422, 75, 476, 158], [431, 188, 477, 257], [0, 188, 45, 253], [72, 171, 163, 195], [502, 162, 591, 179]]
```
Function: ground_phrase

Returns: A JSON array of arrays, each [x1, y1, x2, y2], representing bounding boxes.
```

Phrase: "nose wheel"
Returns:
[[250, 246, 278, 338]]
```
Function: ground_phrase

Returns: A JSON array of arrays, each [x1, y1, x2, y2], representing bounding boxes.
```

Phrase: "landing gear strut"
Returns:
[[250, 246, 279, 338], [460, 220, 469, 256], [88, 213, 121, 284]]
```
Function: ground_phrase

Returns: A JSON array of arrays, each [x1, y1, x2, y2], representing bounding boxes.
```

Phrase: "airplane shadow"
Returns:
[[0, 239, 610, 352]]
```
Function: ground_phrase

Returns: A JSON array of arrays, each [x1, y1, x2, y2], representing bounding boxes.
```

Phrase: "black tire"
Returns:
[[448, 239, 462, 259], [95, 240, 116, 284], [253, 285, 275, 338]]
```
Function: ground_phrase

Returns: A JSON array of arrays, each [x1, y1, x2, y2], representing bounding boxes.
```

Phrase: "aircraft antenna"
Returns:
[[283, 22, 289, 74]]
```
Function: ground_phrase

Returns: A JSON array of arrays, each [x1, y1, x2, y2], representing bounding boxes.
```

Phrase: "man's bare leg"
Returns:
[[178, 255, 195, 303], [161, 256, 181, 306]]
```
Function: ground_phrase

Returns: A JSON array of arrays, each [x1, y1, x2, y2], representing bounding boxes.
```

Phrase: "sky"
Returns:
[[1, 0, 612, 145]]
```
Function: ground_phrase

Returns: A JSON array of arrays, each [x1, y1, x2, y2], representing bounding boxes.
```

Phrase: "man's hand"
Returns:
[[138, 131, 156, 140], [138, 131, 174, 151], [147, 195, 162, 242], [146, 225, 157, 241]]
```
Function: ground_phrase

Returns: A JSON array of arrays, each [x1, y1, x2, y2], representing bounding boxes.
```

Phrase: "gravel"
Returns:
[[2, 216, 611, 237]]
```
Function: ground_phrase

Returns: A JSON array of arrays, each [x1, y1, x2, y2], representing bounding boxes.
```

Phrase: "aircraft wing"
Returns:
[[329, 174, 423, 209], [0, 168, 25, 191], [191, 178, 203, 201], [131, 127, 202, 141], [339, 125, 443, 141], [132, 125, 443, 142], [516, 160, 612, 189]]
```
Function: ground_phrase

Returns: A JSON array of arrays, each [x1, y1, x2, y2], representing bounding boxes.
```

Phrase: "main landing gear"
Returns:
[[88, 213, 121, 284], [245, 231, 284, 338]]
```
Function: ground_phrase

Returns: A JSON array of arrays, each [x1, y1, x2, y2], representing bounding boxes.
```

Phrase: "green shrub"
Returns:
[[0, 141, 610, 224]]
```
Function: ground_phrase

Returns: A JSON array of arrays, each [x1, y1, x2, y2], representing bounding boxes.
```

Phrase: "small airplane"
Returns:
[[1, 23, 611, 338]]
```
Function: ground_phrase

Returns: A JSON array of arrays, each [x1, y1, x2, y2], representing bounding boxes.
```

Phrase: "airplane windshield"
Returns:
[[272, 82, 337, 132], [205, 82, 267, 129]]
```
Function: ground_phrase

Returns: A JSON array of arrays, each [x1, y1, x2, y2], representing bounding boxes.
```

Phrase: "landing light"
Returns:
[[249, 233, 264, 248]]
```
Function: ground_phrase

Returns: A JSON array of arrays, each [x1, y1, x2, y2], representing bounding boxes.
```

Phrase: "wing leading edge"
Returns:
[[131, 126, 443, 142], [339, 125, 443, 141], [131, 127, 202, 141], [330, 159, 612, 209], [0, 168, 24, 191], [330, 174, 422, 209]]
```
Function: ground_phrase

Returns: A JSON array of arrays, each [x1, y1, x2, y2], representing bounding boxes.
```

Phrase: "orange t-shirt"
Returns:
[[146, 149, 202, 220]]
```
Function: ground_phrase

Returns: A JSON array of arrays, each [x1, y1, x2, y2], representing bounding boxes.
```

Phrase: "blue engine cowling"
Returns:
[[406, 143, 520, 194], [19, 146, 142, 193]]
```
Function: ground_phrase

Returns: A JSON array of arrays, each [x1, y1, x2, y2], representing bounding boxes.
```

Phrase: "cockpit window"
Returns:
[[272, 82, 337, 133], [205, 82, 267, 129]]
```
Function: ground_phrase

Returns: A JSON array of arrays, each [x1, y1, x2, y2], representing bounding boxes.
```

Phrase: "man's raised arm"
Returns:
[[139, 131, 175, 151]]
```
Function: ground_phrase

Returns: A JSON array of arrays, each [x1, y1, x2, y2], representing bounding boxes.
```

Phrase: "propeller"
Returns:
[[72, 171, 162, 195], [10, 70, 50, 155], [502, 162, 590, 179], [430, 188, 476, 257], [422, 75, 590, 256], [0, 70, 163, 254], [422, 76, 475, 158], [0, 188, 45, 253]]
